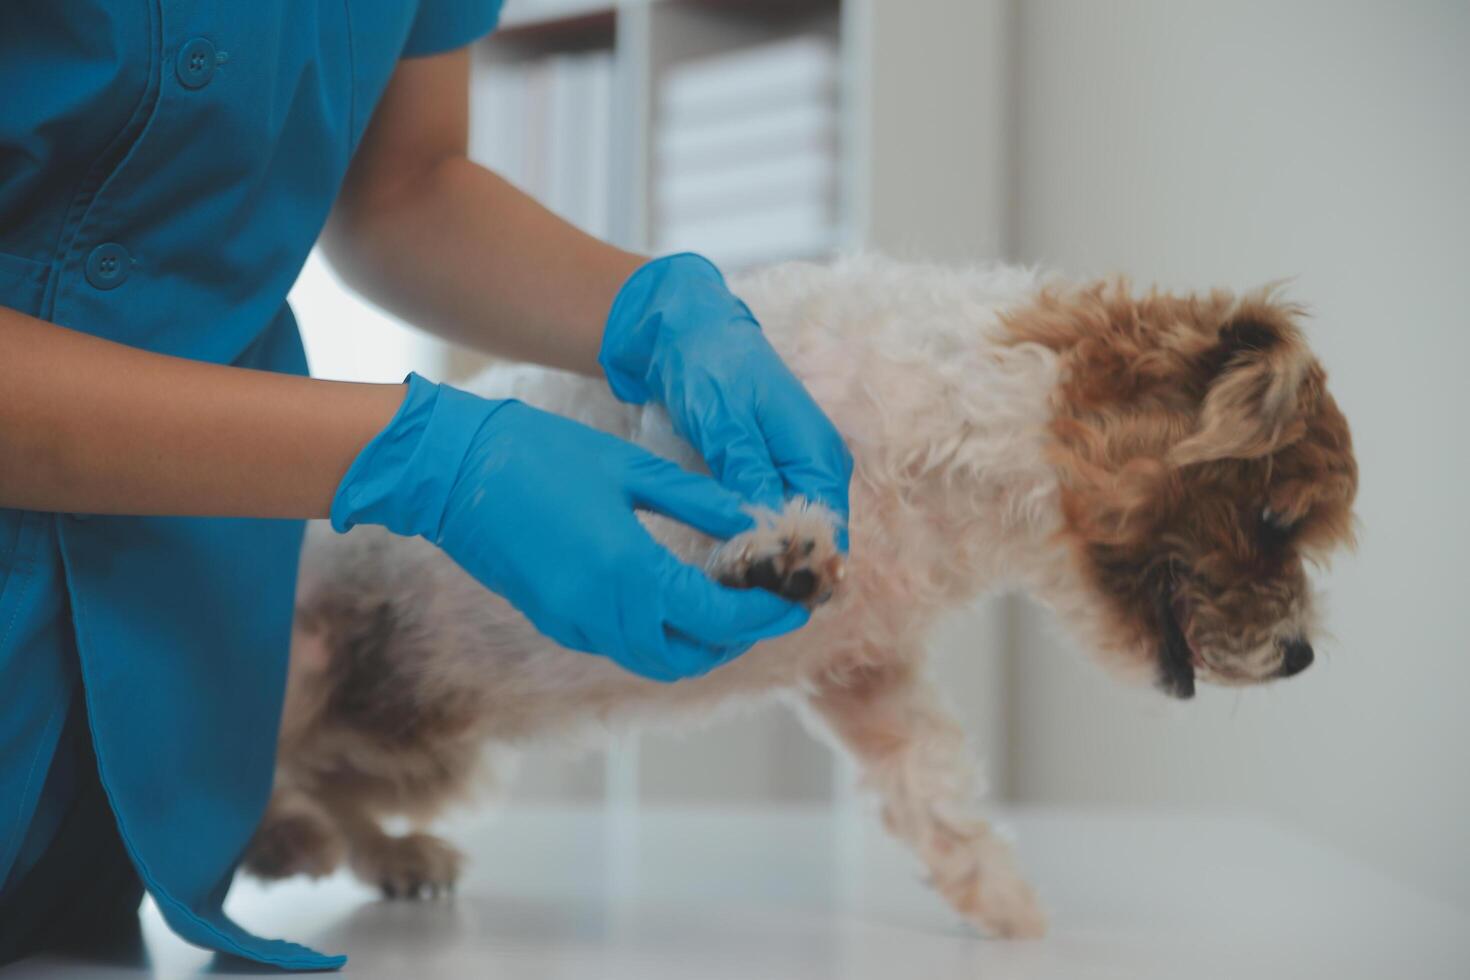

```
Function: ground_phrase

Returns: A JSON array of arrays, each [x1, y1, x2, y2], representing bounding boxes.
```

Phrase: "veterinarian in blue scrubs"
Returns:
[[0, 1, 850, 969]]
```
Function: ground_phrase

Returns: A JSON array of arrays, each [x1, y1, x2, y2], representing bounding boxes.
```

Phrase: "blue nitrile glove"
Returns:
[[600, 253, 853, 548], [331, 374, 809, 681]]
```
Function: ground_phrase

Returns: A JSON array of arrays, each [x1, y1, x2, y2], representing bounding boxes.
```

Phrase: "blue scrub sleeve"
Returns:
[[402, 0, 506, 57]]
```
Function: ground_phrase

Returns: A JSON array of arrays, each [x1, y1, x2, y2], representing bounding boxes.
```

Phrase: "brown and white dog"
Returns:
[[246, 257, 1358, 939]]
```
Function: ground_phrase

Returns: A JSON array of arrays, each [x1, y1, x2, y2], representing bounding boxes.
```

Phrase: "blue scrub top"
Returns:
[[0, 1, 503, 969]]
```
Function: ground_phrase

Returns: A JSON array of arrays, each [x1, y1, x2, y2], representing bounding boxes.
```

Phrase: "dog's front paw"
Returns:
[[935, 839, 1047, 939], [968, 867, 1047, 939], [353, 831, 463, 899], [709, 500, 846, 607]]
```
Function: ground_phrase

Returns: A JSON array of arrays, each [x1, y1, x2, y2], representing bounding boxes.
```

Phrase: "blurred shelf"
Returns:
[[484, 0, 851, 267], [492, 9, 616, 50], [497, 0, 838, 33], [497, 0, 618, 33]]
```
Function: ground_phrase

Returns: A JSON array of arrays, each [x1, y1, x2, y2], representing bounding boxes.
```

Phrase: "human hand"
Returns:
[[599, 253, 853, 547], [331, 375, 809, 680]]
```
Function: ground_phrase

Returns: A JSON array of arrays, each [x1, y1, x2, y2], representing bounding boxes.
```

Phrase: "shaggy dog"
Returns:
[[245, 257, 1358, 939]]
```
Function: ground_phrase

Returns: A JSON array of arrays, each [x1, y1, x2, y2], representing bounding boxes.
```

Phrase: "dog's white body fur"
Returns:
[[277, 258, 1153, 937]]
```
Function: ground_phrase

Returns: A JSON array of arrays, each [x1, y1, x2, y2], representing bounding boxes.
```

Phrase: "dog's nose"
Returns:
[[1279, 639, 1314, 677]]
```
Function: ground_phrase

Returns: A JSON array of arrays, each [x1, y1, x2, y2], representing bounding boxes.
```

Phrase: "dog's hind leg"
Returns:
[[806, 660, 1046, 939], [243, 783, 347, 881]]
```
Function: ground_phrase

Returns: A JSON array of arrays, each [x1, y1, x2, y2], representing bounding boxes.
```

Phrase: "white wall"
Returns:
[[292, 250, 450, 383], [1006, 0, 1470, 906], [859, 0, 1014, 262], [854, 0, 1018, 797]]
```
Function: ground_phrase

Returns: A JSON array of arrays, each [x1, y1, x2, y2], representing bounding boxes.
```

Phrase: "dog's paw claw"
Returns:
[[710, 501, 845, 607], [355, 832, 462, 900]]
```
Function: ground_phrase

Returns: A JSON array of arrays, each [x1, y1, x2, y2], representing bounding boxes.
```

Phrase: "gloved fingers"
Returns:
[[655, 553, 810, 648], [623, 573, 772, 681], [708, 431, 787, 511], [770, 444, 851, 513], [677, 393, 786, 511], [625, 453, 758, 540], [769, 446, 852, 544], [652, 629, 742, 681], [613, 580, 717, 682], [518, 589, 675, 682], [617, 648, 687, 683], [517, 598, 603, 662], [756, 389, 854, 550], [694, 630, 761, 671]]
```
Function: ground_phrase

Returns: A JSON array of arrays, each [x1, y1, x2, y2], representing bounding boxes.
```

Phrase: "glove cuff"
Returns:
[[330, 373, 503, 540], [599, 252, 735, 405]]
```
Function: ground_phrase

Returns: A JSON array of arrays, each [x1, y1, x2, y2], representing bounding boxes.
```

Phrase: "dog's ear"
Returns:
[[1171, 312, 1316, 466]]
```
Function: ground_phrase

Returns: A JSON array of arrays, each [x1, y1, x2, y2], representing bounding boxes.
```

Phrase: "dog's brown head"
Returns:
[[1005, 281, 1358, 698]]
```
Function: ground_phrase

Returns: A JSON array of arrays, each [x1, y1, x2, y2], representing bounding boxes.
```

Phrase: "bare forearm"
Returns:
[[319, 49, 641, 375], [325, 156, 642, 375], [0, 305, 403, 517]]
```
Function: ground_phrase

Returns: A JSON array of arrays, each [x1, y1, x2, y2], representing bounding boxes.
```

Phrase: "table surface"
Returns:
[[10, 803, 1469, 979]]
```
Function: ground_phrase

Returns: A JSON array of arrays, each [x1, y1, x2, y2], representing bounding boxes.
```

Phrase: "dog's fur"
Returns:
[[246, 257, 1357, 938]]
